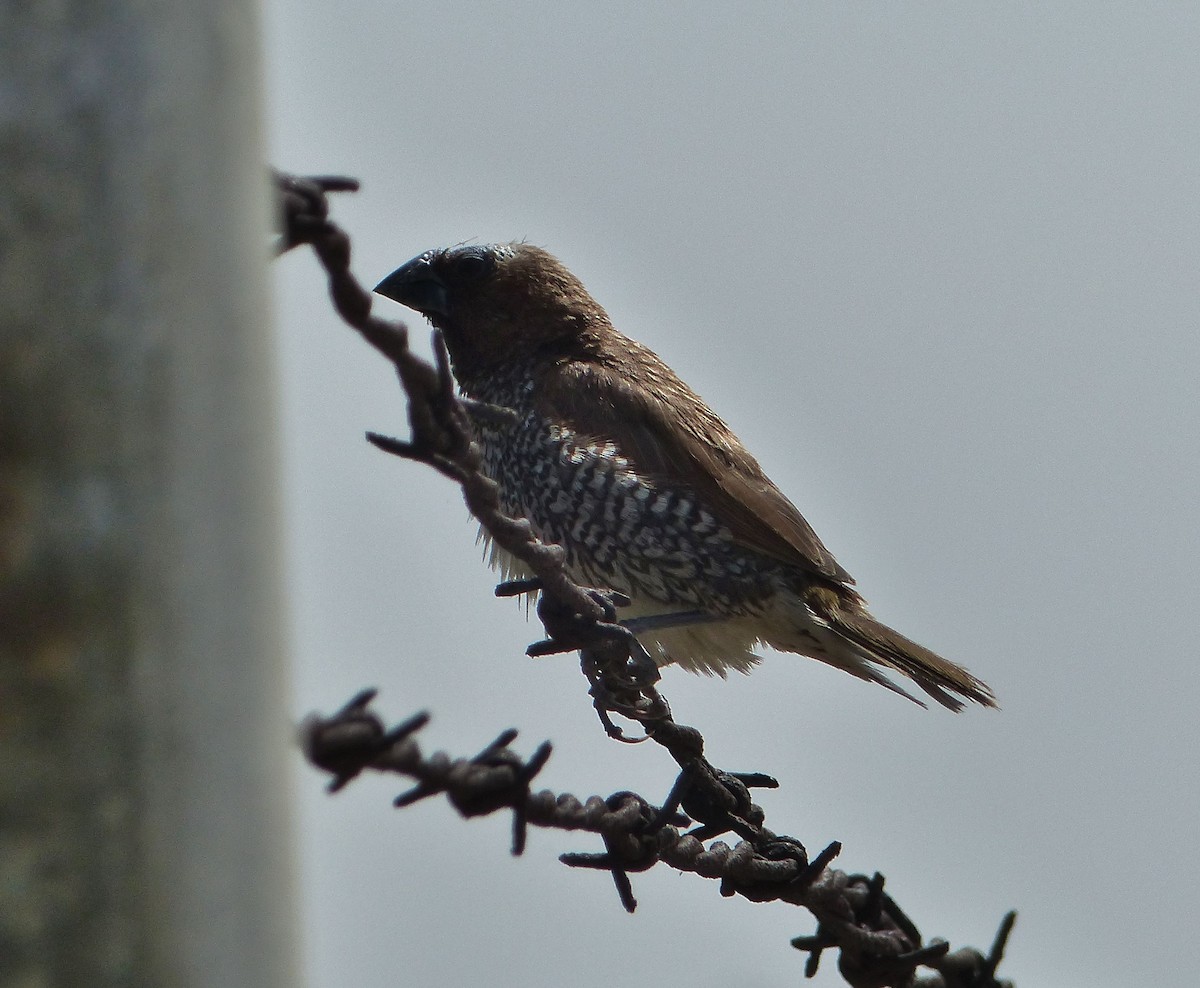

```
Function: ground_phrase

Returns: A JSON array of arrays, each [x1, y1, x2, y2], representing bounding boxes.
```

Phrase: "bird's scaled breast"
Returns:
[[472, 391, 785, 613]]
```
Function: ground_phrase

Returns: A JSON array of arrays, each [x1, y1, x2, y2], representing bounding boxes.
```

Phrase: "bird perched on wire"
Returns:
[[374, 243, 995, 711]]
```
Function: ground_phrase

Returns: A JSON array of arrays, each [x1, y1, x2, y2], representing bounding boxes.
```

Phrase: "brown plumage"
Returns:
[[375, 243, 996, 711]]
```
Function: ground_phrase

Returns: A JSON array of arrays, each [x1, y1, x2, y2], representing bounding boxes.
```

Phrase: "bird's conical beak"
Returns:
[[374, 252, 449, 317]]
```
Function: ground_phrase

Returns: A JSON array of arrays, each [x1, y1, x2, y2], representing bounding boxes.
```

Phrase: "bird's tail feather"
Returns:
[[806, 589, 997, 712]]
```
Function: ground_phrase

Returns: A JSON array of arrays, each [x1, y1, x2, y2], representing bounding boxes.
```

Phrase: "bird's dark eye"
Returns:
[[455, 249, 496, 280]]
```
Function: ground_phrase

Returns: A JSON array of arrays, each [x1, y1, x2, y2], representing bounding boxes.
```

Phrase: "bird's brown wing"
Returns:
[[534, 355, 854, 585]]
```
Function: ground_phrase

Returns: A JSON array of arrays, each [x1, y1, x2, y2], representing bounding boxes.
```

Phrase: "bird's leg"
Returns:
[[619, 610, 724, 634]]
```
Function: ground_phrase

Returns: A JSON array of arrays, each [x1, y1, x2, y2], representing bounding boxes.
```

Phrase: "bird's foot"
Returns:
[[496, 578, 672, 737], [494, 577, 544, 599], [460, 396, 521, 427], [618, 610, 723, 635]]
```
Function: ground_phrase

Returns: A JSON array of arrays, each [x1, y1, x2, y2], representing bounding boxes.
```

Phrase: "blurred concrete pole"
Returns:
[[1, 2, 297, 987]]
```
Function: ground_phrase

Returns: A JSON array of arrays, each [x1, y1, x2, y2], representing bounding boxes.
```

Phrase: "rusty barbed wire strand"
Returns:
[[276, 171, 1017, 988], [301, 689, 1015, 988]]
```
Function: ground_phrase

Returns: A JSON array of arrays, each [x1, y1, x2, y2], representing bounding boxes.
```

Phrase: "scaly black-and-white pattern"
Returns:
[[468, 368, 792, 623]]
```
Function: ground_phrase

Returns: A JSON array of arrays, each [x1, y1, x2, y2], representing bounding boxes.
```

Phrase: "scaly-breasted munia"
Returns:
[[375, 243, 995, 710]]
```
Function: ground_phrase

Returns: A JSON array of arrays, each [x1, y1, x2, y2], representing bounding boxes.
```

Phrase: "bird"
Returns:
[[374, 243, 995, 711]]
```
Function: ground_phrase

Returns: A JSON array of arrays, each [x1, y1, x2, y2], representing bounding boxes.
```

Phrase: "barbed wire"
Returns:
[[276, 170, 1017, 988]]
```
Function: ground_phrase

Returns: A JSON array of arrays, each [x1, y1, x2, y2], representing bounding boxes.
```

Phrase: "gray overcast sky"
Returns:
[[265, 4, 1199, 985]]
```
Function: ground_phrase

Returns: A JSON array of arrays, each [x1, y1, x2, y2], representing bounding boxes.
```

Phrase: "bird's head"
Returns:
[[374, 243, 611, 386]]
